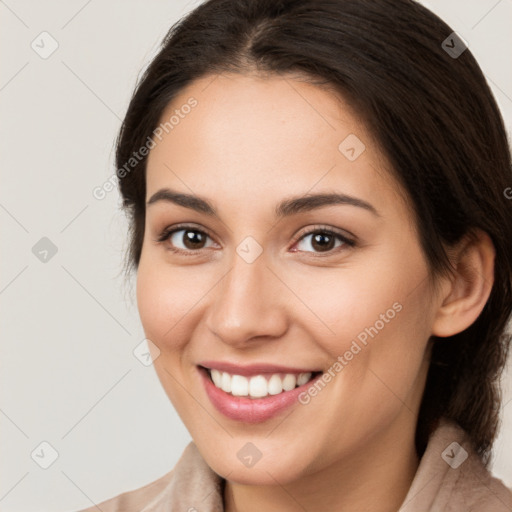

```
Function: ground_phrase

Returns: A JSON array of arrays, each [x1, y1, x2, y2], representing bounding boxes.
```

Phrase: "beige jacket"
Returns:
[[78, 419, 512, 511]]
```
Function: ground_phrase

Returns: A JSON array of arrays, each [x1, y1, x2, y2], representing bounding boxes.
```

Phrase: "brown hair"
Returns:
[[115, 0, 512, 463]]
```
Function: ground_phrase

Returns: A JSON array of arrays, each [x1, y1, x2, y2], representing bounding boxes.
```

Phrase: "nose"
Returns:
[[205, 251, 289, 347]]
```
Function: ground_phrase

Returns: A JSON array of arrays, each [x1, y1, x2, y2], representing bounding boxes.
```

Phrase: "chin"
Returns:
[[197, 439, 313, 486], [214, 460, 307, 486]]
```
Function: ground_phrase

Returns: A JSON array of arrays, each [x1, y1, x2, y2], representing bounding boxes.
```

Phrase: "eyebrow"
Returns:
[[147, 188, 380, 218]]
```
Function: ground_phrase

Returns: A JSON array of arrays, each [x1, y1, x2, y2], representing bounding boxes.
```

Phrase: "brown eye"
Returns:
[[157, 226, 215, 253], [177, 229, 208, 250], [293, 228, 354, 254]]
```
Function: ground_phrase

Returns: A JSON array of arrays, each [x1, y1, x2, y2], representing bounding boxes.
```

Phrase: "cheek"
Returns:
[[284, 259, 414, 355], [288, 251, 433, 401], [135, 259, 206, 408], [136, 257, 206, 352]]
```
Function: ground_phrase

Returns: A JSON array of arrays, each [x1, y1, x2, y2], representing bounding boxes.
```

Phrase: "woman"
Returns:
[[79, 0, 512, 510]]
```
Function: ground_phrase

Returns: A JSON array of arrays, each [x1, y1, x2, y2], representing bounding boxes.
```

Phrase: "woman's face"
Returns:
[[137, 72, 441, 485]]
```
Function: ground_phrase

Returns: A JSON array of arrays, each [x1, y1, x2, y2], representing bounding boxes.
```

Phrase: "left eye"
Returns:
[[162, 228, 216, 252], [293, 229, 353, 254]]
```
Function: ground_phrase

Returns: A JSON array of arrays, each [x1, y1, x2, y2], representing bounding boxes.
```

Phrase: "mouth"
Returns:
[[197, 364, 324, 422], [200, 365, 322, 400]]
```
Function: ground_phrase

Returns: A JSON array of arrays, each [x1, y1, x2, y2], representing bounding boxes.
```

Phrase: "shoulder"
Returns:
[[401, 418, 512, 511], [74, 442, 225, 512], [449, 441, 512, 511], [75, 468, 175, 512]]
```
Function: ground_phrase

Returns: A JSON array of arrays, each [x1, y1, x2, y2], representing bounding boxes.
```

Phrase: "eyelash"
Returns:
[[155, 223, 356, 257]]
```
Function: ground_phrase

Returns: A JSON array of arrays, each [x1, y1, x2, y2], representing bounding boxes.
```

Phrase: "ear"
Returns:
[[431, 229, 495, 338]]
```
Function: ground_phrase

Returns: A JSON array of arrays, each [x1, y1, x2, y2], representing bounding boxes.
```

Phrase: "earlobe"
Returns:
[[431, 229, 495, 338]]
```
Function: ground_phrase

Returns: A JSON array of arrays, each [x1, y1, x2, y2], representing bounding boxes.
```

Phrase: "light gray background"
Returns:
[[1, 1, 511, 510]]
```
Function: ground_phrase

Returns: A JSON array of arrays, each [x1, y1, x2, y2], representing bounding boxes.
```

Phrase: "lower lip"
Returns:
[[198, 367, 322, 423]]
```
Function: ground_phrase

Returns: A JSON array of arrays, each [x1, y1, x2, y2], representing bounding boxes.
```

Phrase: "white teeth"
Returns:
[[231, 375, 249, 396], [282, 374, 297, 391], [268, 374, 283, 395], [208, 369, 314, 398], [297, 372, 311, 386], [211, 369, 222, 388], [221, 372, 231, 393], [249, 375, 268, 398]]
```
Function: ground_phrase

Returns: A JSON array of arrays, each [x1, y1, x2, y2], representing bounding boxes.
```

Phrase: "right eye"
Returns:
[[156, 224, 217, 255]]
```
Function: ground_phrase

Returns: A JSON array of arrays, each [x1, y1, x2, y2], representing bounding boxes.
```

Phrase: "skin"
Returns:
[[137, 72, 495, 512]]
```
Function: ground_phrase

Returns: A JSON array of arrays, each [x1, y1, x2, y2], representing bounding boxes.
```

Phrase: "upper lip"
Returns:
[[198, 361, 322, 377]]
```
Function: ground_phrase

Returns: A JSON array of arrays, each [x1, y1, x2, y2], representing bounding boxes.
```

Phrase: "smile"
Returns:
[[206, 368, 319, 399], [198, 363, 323, 423]]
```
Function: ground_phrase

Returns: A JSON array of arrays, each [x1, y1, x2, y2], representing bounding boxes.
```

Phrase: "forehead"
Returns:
[[145, 72, 408, 220]]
